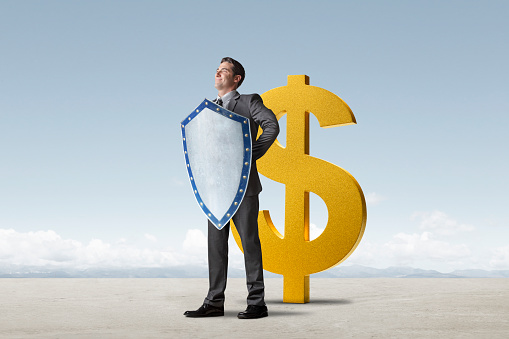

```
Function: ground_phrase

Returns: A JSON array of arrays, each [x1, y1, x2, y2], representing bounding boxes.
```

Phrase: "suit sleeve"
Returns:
[[249, 94, 279, 161]]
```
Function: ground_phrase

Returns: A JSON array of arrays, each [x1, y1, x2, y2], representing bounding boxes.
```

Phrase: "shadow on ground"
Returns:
[[223, 310, 305, 317], [266, 298, 352, 305]]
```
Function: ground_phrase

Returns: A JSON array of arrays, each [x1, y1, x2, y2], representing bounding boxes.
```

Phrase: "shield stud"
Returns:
[[181, 99, 252, 230]]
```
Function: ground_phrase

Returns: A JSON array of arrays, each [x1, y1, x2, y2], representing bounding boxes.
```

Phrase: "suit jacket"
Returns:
[[225, 92, 279, 196]]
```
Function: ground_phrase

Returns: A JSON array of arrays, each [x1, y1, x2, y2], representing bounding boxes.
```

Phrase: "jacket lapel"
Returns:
[[226, 91, 240, 112]]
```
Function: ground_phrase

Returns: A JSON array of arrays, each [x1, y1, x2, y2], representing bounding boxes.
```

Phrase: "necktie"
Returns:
[[216, 98, 223, 107]]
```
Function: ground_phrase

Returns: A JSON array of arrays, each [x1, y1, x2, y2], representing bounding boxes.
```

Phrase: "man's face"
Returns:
[[215, 62, 239, 92]]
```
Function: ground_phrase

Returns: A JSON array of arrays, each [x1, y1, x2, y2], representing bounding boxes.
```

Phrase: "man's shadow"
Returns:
[[224, 310, 303, 317]]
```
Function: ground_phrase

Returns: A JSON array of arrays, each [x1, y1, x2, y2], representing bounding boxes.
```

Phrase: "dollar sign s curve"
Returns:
[[232, 75, 367, 303]]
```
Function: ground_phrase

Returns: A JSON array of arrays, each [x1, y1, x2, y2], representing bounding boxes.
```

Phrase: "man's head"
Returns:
[[215, 57, 245, 95]]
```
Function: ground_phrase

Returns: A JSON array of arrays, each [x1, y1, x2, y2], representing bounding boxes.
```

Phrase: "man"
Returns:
[[184, 57, 279, 319]]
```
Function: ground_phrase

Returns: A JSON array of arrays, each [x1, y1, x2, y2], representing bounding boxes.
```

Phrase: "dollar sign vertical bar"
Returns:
[[284, 75, 311, 302]]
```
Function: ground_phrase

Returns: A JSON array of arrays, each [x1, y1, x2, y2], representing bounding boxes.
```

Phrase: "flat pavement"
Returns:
[[1, 278, 508, 338]]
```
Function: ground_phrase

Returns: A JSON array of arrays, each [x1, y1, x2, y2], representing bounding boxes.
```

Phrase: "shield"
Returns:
[[181, 99, 252, 230]]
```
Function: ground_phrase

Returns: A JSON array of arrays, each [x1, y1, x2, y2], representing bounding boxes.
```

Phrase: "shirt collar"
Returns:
[[217, 90, 238, 107]]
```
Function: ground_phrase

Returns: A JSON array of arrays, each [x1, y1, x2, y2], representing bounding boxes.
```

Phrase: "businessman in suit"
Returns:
[[184, 57, 279, 319]]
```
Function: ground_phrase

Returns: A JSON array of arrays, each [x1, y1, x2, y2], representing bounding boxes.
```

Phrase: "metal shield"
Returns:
[[181, 99, 252, 230]]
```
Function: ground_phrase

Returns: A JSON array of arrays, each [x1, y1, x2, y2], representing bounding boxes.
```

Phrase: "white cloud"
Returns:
[[0, 229, 81, 266], [116, 238, 128, 244], [345, 240, 380, 266], [489, 245, 509, 269], [365, 192, 386, 206], [182, 229, 207, 254], [412, 210, 474, 236], [0, 228, 186, 269], [310, 223, 324, 241], [383, 231, 471, 265], [1, 208, 503, 272], [345, 210, 479, 271], [0, 228, 242, 271], [346, 231, 472, 270], [144, 233, 157, 242]]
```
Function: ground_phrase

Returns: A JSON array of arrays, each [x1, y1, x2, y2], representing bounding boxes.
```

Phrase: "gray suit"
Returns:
[[204, 92, 279, 307]]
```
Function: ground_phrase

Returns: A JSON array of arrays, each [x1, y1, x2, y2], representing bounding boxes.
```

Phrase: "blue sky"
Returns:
[[1, 0, 508, 272]]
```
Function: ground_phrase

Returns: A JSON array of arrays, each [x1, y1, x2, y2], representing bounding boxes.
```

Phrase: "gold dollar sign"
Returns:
[[232, 75, 367, 303]]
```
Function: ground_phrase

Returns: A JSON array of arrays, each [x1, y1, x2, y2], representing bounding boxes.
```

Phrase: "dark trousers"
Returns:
[[204, 194, 265, 307]]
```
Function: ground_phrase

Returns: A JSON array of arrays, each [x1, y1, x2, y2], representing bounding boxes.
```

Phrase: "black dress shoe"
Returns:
[[184, 303, 224, 317], [237, 305, 268, 319]]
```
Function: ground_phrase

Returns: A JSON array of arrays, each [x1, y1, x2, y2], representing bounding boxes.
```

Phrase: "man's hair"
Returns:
[[221, 57, 245, 88]]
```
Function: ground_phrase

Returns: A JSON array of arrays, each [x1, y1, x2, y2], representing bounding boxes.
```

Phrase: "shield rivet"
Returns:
[[234, 202, 238, 205], [184, 151, 187, 154], [227, 214, 230, 217], [200, 202, 203, 206], [229, 114, 232, 117], [195, 110, 198, 113], [217, 108, 220, 111], [208, 213, 211, 216], [244, 162, 248, 165], [218, 223, 221, 227], [187, 164, 189, 167], [189, 117, 191, 120], [205, 102, 208, 105], [194, 190, 197, 193], [183, 138, 185, 140], [246, 148, 249, 151], [243, 176, 247, 179], [245, 134, 248, 137], [190, 177, 193, 180], [244, 120, 247, 124], [239, 189, 243, 192]]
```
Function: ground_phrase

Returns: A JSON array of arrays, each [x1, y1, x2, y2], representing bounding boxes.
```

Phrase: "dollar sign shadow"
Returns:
[[232, 75, 367, 303]]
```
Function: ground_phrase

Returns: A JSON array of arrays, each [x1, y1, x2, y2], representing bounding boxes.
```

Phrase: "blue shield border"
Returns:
[[181, 99, 252, 229]]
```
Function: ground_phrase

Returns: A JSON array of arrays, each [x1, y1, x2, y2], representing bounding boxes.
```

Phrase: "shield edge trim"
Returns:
[[181, 99, 252, 230]]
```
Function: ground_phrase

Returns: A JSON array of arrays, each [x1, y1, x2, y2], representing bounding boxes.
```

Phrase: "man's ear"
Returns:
[[234, 74, 242, 85]]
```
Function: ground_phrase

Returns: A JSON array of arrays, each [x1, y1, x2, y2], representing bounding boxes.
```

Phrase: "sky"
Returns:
[[1, 0, 508, 273]]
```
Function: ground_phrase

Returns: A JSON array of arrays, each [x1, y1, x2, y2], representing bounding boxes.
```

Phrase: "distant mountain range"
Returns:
[[312, 265, 509, 278], [1, 265, 508, 278]]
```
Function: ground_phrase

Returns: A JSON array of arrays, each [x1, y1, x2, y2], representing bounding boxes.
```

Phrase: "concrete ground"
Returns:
[[1, 278, 508, 338]]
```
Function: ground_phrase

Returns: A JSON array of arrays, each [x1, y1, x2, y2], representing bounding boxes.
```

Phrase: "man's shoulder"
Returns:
[[237, 93, 262, 103]]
